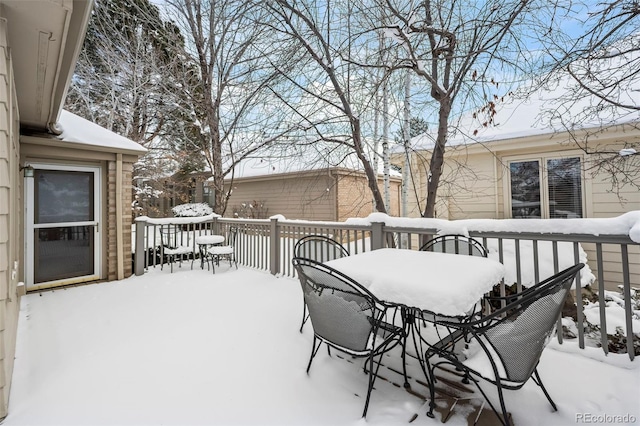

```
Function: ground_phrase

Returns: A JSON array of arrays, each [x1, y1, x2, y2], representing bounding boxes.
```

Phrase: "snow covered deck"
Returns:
[[6, 266, 639, 425]]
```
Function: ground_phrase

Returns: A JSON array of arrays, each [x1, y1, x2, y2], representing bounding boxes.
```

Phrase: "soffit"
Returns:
[[0, 0, 92, 131]]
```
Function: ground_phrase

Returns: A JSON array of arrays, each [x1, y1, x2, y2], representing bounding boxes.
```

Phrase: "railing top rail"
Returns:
[[379, 225, 638, 245], [218, 218, 271, 225], [217, 217, 373, 231], [136, 214, 218, 225], [278, 219, 371, 230]]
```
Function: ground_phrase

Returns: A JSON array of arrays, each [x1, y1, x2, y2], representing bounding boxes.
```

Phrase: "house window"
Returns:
[[203, 183, 215, 207], [509, 156, 583, 219]]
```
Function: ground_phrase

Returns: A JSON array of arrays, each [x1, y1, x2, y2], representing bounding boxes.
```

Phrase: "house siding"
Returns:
[[225, 174, 335, 220], [19, 145, 140, 287], [223, 169, 402, 221], [107, 160, 134, 281], [441, 150, 500, 219], [0, 19, 21, 419], [397, 126, 640, 291], [335, 172, 402, 221]]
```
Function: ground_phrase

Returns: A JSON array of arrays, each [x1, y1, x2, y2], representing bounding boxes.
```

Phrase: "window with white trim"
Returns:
[[508, 156, 583, 219]]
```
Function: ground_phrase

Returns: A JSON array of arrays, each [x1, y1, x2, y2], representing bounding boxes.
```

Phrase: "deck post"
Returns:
[[270, 217, 280, 275], [134, 218, 146, 276], [371, 222, 385, 250]]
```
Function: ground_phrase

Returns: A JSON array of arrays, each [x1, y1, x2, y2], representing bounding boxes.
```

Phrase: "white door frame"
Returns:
[[25, 163, 102, 290]]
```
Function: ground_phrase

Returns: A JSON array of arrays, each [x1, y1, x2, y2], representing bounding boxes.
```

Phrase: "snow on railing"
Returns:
[[133, 212, 640, 360]]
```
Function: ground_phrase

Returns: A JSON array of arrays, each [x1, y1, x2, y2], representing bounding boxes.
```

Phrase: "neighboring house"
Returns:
[[396, 122, 639, 220], [392, 95, 639, 290], [146, 167, 403, 221], [0, 0, 145, 419], [222, 167, 402, 221]]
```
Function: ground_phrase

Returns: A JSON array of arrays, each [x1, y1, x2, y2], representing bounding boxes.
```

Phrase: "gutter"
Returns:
[[47, 0, 94, 130]]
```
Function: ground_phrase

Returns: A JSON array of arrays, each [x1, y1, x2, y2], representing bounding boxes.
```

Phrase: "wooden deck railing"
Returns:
[[134, 215, 639, 360]]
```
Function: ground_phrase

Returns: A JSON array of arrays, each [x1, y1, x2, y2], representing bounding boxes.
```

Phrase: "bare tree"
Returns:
[[536, 1, 640, 191], [367, 0, 542, 217], [66, 0, 190, 216], [164, 0, 300, 215], [264, 0, 392, 213]]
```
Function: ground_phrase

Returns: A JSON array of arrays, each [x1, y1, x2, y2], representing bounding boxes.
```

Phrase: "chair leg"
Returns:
[[306, 337, 322, 374], [470, 376, 512, 426], [425, 363, 437, 419], [299, 302, 308, 333], [533, 369, 557, 411], [362, 350, 386, 418], [493, 381, 512, 426]]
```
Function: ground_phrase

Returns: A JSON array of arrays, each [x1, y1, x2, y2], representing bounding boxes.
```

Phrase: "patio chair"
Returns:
[[208, 227, 238, 272], [160, 224, 195, 273], [419, 234, 488, 257], [294, 235, 350, 332], [422, 263, 584, 426], [292, 257, 404, 418]]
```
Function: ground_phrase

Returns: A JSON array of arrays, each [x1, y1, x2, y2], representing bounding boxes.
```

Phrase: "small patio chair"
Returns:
[[294, 235, 350, 332], [160, 224, 195, 273], [292, 257, 404, 418], [422, 263, 584, 426], [420, 234, 488, 257], [294, 235, 350, 262], [208, 227, 238, 272]]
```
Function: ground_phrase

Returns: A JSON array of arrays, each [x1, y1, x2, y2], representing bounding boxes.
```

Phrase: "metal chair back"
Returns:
[[420, 234, 487, 257], [292, 257, 404, 418], [294, 235, 349, 262], [426, 263, 584, 425]]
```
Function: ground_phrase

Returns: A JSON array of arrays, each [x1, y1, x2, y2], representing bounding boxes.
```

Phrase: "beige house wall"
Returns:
[[223, 169, 402, 221], [0, 20, 21, 419], [107, 160, 134, 281], [20, 144, 139, 285], [225, 173, 335, 220], [335, 173, 401, 221], [397, 124, 640, 290]]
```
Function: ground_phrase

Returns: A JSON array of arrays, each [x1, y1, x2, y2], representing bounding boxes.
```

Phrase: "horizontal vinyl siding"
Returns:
[[336, 174, 401, 221], [585, 150, 640, 290], [226, 175, 335, 221], [441, 150, 498, 220], [589, 175, 639, 213], [0, 19, 19, 419]]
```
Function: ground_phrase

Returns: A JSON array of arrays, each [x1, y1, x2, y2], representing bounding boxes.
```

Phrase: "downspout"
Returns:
[[116, 154, 124, 280], [330, 169, 338, 221]]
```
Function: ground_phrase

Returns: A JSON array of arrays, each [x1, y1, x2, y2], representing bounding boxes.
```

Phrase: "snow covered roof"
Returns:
[[405, 68, 640, 152], [229, 149, 402, 180], [56, 110, 147, 155]]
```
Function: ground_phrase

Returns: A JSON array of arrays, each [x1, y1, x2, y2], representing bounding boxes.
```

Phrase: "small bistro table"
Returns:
[[195, 235, 225, 271]]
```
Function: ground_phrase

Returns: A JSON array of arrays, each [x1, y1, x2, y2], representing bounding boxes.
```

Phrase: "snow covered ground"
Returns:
[[5, 266, 640, 426]]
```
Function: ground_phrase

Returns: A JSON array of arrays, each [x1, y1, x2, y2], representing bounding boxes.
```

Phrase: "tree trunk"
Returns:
[[423, 99, 451, 218]]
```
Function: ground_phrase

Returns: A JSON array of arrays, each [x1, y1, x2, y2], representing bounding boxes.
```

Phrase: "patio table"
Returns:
[[325, 248, 505, 317], [195, 235, 225, 271], [325, 248, 507, 404]]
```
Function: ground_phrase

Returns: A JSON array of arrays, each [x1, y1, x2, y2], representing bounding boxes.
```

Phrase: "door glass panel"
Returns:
[[547, 157, 583, 218], [35, 170, 94, 223], [34, 226, 95, 283], [510, 160, 541, 218]]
